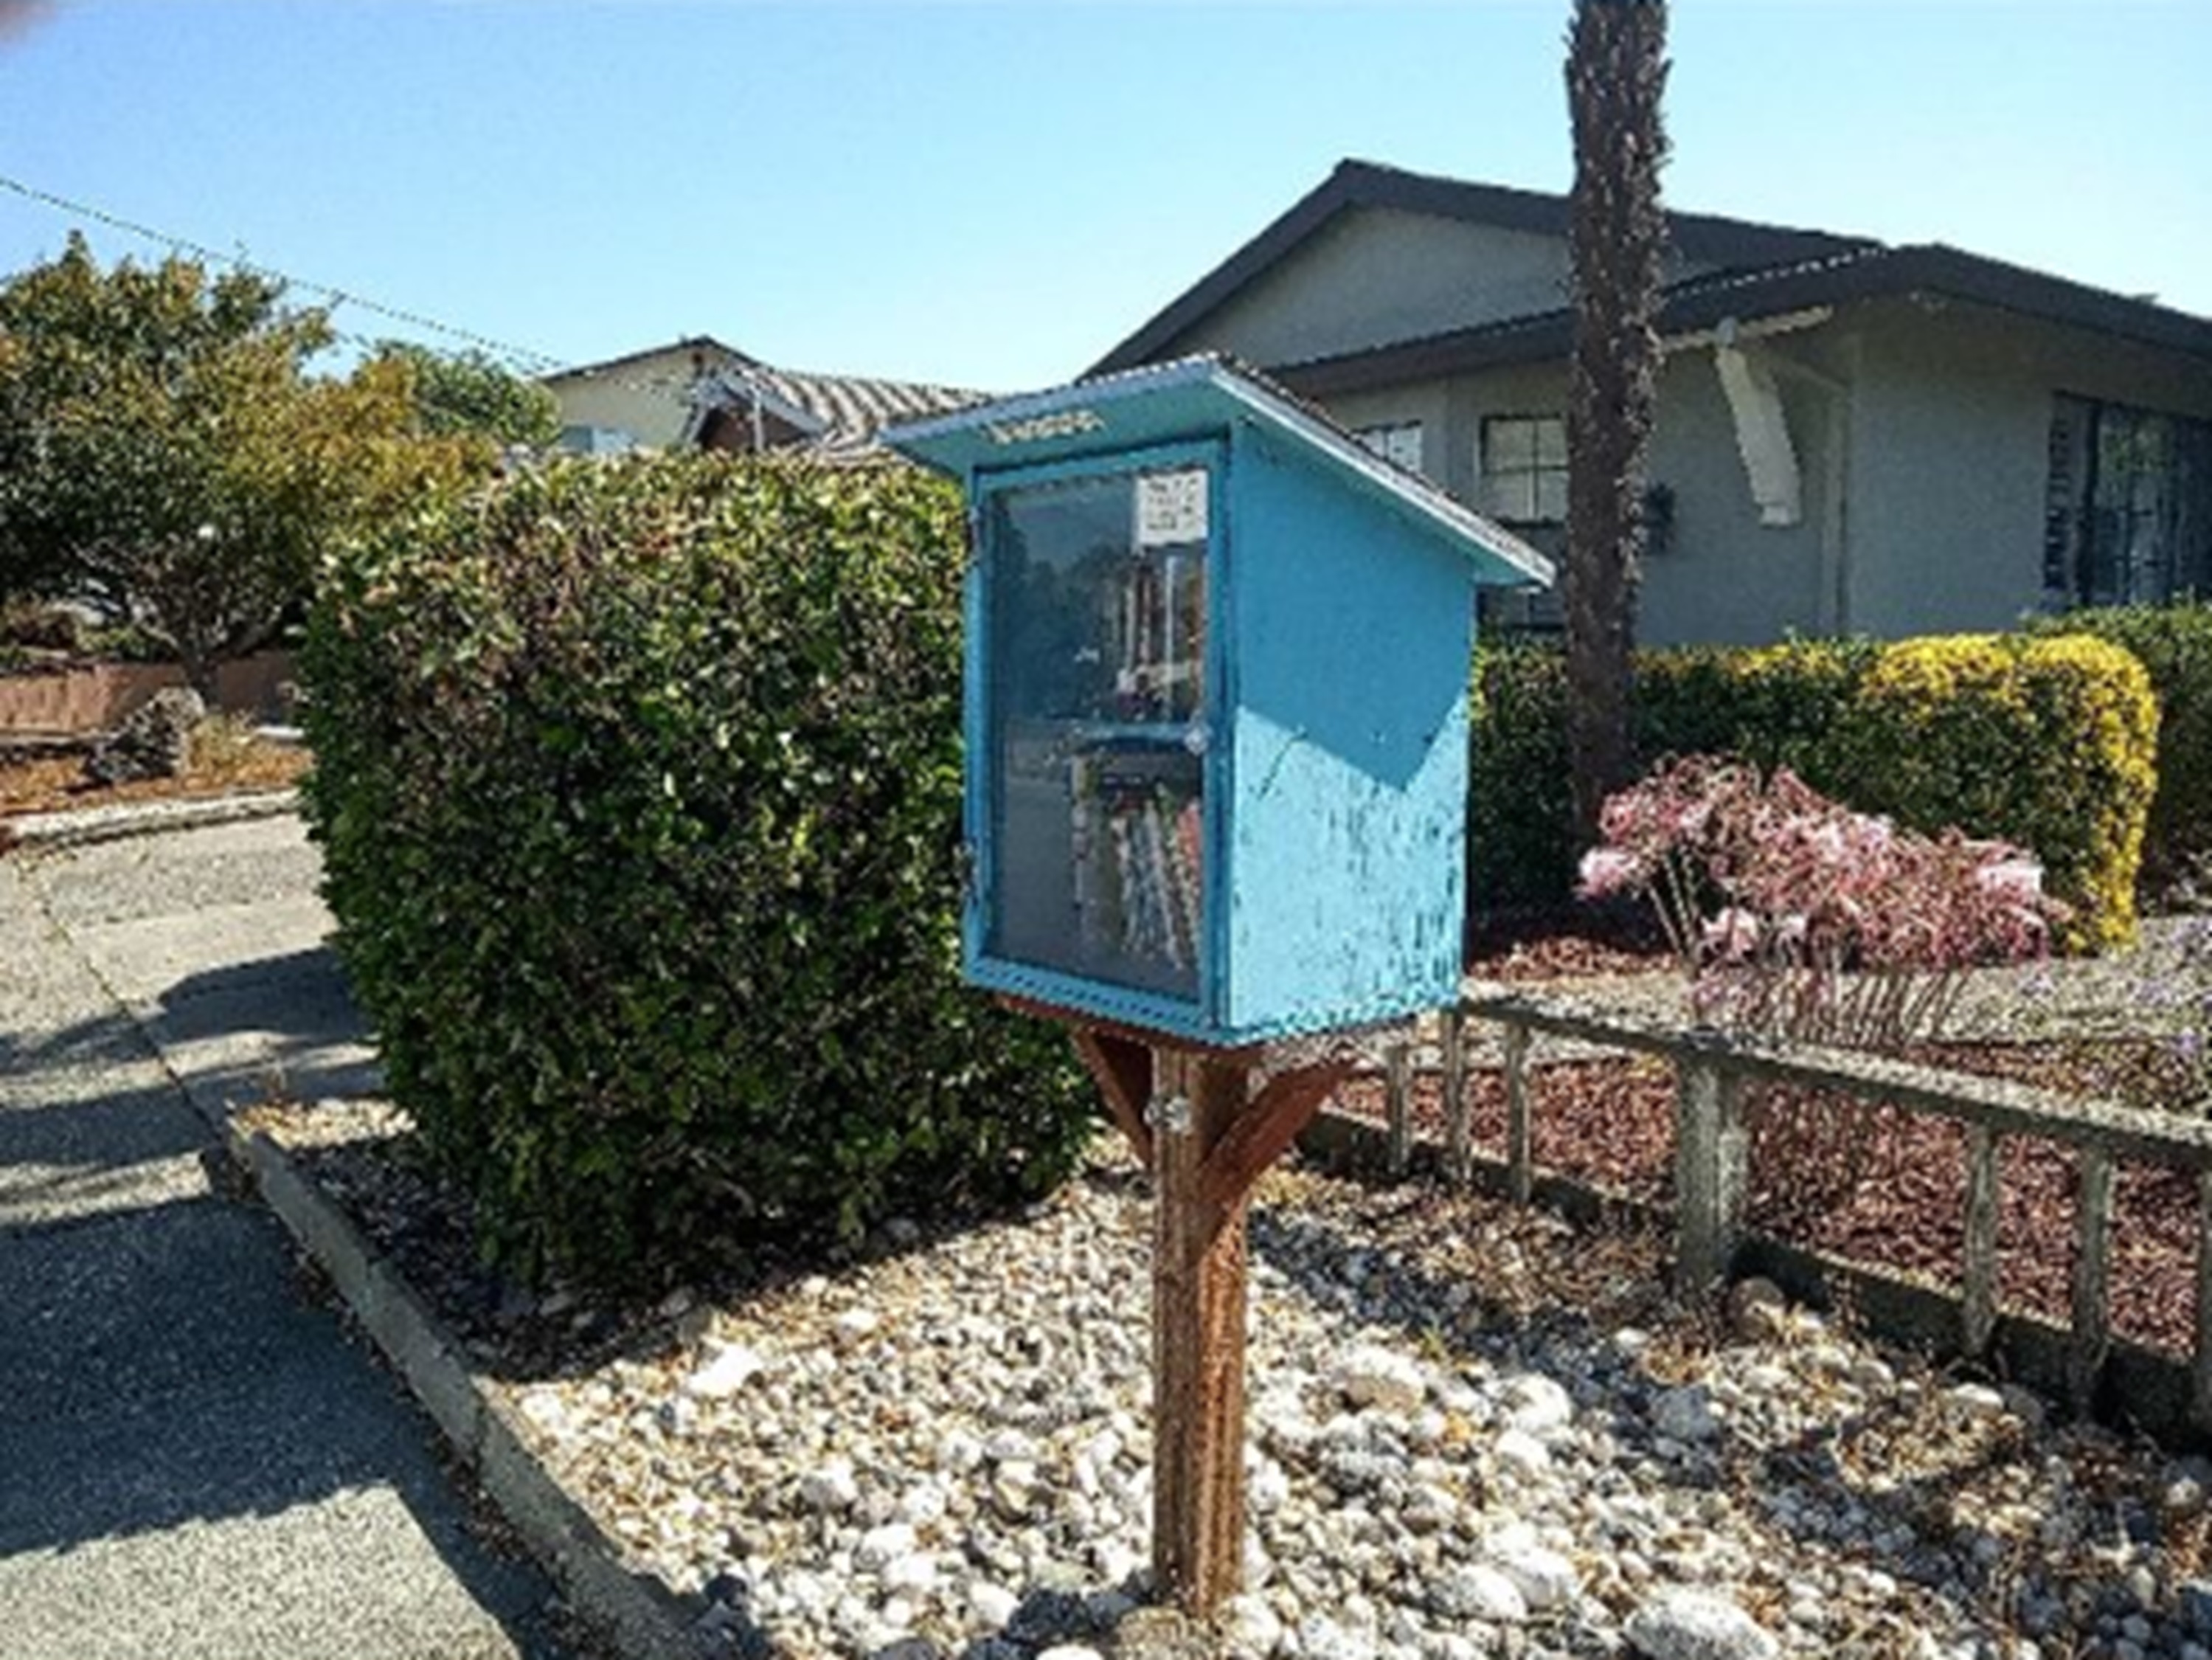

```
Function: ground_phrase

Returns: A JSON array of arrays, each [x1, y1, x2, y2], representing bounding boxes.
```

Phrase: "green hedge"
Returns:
[[1471, 632, 2157, 950], [2025, 602, 2212, 894], [302, 453, 1092, 1284]]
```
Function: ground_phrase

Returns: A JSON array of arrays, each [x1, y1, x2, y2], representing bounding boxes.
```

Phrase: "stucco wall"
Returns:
[[1305, 356, 1834, 646], [1308, 301, 2212, 648], [1342, 353, 1831, 648], [1848, 300, 2212, 638], [1168, 210, 1571, 367], [544, 346, 733, 450], [1642, 347, 1838, 646]]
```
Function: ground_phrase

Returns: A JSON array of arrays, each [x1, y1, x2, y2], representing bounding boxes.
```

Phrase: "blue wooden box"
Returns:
[[884, 356, 1550, 1046]]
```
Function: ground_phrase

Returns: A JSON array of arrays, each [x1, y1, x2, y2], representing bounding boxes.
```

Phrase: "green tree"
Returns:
[[0, 233, 470, 698], [1563, 0, 1671, 844], [370, 339, 561, 449]]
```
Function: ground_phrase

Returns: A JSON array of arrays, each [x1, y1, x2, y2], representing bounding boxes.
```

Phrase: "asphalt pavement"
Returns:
[[0, 815, 575, 1660]]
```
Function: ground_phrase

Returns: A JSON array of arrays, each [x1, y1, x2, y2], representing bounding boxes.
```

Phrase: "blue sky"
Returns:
[[1, 1, 2205, 393]]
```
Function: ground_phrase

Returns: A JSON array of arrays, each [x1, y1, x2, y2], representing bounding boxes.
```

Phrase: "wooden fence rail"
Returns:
[[1367, 993, 2212, 1428]]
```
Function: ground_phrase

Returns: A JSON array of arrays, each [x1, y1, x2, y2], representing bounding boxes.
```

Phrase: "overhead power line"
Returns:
[[0, 169, 789, 419], [0, 168, 568, 372]]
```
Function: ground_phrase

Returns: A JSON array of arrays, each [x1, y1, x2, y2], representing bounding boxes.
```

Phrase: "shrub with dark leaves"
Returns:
[[302, 452, 1091, 1284]]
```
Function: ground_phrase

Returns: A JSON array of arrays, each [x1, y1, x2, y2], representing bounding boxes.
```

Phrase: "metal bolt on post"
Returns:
[[1147, 1093, 1194, 1135]]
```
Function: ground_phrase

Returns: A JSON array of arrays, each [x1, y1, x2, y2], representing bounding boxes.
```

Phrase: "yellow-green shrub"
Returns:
[[2025, 603, 2212, 894], [1831, 634, 2156, 950], [1470, 631, 2157, 950]]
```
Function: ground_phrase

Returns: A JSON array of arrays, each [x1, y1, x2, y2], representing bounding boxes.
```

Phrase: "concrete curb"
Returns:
[[227, 1123, 704, 1660], [3, 789, 301, 852]]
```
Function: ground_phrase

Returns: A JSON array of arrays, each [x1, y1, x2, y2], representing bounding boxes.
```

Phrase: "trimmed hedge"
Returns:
[[1471, 632, 2157, 949], [302, 453, 1092, 1284], [2025, 602, 2212, 893]]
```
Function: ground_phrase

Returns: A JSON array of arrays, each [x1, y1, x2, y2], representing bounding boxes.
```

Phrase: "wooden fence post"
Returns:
[[1961, 1125, 2000, 1356], [1673, 1053, 1746, 1291], [1441, 1010, 1470, 1188], [2070, 1147, 2114, 1416], [1384, 1042, 1412, 1178], [1503, 1022, 1533, 1206]]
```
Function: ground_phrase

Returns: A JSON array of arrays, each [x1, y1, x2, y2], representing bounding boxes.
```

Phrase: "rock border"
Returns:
[[1306, 1110, 2211, 1444], [221, 1093, 2212, 1660], [2, 789, 300, 852], [226, 1122, 705, 1660]]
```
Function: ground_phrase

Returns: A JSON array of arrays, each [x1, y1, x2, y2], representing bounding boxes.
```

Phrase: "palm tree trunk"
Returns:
[[1564, 0, 1671, 845]]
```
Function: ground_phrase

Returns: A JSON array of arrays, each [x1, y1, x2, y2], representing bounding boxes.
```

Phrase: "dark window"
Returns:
[[1479, 415, 1568, 526], [2045, 395, 2212, 608]]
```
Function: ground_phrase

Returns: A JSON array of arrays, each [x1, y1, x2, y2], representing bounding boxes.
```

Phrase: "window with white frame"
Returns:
[[1479, 414, 1568, 525], [1353, 421, 1425, 473]]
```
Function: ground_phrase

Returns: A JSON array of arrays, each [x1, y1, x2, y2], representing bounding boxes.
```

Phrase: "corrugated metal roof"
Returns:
[[738, 365, 991, 458]]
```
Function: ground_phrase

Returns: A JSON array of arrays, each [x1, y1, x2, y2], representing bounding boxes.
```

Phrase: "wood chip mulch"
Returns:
[[1464, 903, 1673, 981], [0, 741, 310, 818]]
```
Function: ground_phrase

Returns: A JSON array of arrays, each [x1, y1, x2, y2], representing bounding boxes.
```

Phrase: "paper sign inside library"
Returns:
[[1137, 469, 1207, 547]]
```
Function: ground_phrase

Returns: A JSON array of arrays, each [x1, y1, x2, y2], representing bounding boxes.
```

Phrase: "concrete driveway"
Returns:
[[0, 815, 575, 1660]]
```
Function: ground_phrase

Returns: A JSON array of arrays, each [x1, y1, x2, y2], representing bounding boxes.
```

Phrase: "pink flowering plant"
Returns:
[[1580, 756, 2062, 1048], [1579, 757, 2067, 1210]]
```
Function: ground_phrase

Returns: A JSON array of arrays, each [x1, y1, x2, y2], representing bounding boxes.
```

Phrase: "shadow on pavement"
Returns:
[[0, 1182, 567, 1658], [144, 945, 385, 1110]]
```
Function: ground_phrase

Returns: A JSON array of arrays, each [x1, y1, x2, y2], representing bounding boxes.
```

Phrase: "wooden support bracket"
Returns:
[[1070, 1029, 1156, 1167], [1198, 1059, 1351, 1209]]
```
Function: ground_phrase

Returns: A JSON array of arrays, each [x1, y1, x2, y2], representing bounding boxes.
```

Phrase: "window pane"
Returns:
[[1536, 469, 1570, 525], [2048, 396, 2212, 607], [1483, 473, 1535, 522], [1535, 418, 1569, 468], [985, 471, 1205, 999], [1357, 422, 1424, 471], [1486, 418, 1536, 471]]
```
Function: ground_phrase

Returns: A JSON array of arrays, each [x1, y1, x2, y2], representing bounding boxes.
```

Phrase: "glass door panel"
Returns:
[[985, 465, 1209, 999]]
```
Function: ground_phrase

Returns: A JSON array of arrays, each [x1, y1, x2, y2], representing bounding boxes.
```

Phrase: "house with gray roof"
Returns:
[[542, 334, 985, 460], [1092, 159, 2212, 645], [683, 359, 987, 461]]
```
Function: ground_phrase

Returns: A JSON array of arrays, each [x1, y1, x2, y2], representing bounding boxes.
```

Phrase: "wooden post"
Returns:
[[1384, 1041, 1412, 1177], [1504, 1021, 1533, 1206], [1440, 1009, 1471, 1188], [1151, 1048, 1249, 1616], [1013, 998, 1341, 1620], [1673, 1054, 1746, 1291], [2070, 1147, 2114, 1416], [1961, 1124, 2000, 1356]]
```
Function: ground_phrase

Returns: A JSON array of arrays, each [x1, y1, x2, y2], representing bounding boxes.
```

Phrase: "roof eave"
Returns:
[[1275, 245, 2212, 396]]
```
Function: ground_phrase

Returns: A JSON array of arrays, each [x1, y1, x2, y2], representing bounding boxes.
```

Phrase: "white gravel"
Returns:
[[496, 1155, 2212, 1660]]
